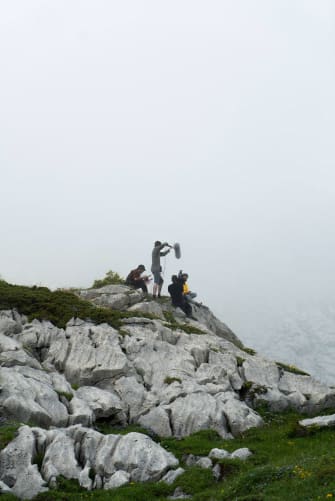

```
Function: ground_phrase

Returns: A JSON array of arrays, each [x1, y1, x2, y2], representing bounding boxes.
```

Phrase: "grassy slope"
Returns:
[[1, 281, 335, 499], [0, 280, 153, 329], [1, 411, 335, 500]]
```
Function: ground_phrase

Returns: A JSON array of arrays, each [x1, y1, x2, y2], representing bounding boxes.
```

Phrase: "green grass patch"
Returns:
[[241, 346, 257, 356], [0, 280, 153, 330], [34, 478, 173, 500], [161, 429, 224, 460], [276, 361, 310, 376], [164, 376, 182, 385], [163, 311, 206, 335], [56, 391, 73, 402], [0, 422, 20, 450], [236, 356, 246, 366], [94, 422, 152, 437]]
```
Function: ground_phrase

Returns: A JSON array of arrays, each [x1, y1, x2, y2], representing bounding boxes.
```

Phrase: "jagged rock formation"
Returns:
[[1, 285, 335, 498], [0, 425, 178, 499]]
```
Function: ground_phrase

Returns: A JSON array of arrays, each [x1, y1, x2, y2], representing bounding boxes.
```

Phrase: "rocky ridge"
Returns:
[[0, 284, 335, 498]]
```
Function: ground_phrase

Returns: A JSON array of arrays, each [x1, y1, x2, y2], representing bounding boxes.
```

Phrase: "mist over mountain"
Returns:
[[234, 300, 335, 386]]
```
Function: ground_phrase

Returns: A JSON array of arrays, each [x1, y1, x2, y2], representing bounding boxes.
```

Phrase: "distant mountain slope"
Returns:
[[245, 303, 335, 385]]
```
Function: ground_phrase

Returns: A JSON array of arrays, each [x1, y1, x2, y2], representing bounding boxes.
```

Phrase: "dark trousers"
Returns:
[[130, 280, 148, 293], [172, 298, 192, 317]]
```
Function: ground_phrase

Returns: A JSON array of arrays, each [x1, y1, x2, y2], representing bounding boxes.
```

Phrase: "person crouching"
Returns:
[[126, 265, 149, 294]]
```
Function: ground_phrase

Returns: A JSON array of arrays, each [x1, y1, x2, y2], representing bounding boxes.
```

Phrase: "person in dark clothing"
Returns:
[[126, 264, 149, 293], [168, 275, 192, 317]]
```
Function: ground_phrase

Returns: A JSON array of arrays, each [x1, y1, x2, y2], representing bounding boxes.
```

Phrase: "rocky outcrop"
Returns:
[[1, 286, 335, 497], [0, 425, 178, 499]]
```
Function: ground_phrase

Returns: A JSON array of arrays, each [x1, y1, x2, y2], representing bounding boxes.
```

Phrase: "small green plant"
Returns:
[[236, 356, 245, 367], [56, 391, 74, 402], [33, 451, 44, 469], [0, 422, 20, 450], [179, 323, 206, 335], [276, 361, 310, 376], [118, 328, 130, 337], [240, 381, 267, 401], [241, 347, 257, 356], [91, 270, 125, 288], [163, 311, 176, 324], [164, 376, 182, 385], [163, 309, 206, 335]]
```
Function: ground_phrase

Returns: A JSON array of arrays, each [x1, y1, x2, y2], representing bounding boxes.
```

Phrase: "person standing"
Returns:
[[151, 241, 170, 298]]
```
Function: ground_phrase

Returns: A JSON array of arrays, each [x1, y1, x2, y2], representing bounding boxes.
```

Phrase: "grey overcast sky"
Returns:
[[1, 1, 334, 342]]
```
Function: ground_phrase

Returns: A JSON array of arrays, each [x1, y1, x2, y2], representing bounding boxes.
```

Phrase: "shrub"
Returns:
[[91, 270, 125, 288]]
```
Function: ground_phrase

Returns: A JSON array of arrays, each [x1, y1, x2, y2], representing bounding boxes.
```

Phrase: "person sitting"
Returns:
[[168, 275, 192, 318], [179, 271, 198, 304], [125, 265, 149, 293]]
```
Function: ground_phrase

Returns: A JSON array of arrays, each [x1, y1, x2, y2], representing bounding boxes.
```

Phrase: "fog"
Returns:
[[1, 1, 335, 366]]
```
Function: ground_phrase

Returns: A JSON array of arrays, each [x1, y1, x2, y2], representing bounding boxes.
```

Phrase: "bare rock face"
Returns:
[[78, 285, 142, 310], [1, 295, 335, 497]]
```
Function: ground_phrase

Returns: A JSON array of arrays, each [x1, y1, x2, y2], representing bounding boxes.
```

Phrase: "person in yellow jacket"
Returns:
[[179, 271, 197, 304]]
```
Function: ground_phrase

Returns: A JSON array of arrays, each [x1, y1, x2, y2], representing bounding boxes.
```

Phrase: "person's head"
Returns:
[[154, 241, 161, 247], [171, 275, 178, 283], [138, 264, 146, 272], [182, 273, 188, 282]]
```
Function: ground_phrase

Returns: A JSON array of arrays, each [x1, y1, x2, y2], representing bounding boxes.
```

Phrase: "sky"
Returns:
[[1, 1, 335, 348]]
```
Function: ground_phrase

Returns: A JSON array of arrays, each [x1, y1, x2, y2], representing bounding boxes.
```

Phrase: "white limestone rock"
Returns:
[[95, 432, 179, 482], [161, 467, 185, 485], [0, 366, 68, 427], [41, 432, 81, 483], [104, 470, 130, 489], [167, 392, 232, 438], [0, 310, 24, 336], [215, 392, 263, 435], [75, 386, 126, 423], [78, 462, 93, 490], [230, 448, 253, 460], [46, 322, 130, 386], [242, 357, 280, 387], [0, 332, 21, 351], [138, 407, 172, 437], [0, 425, 48, 500], [128, 301, 165, 319], [209, 448, 230, 460], [0, 480, 13, 493], [0, 349, 42, 370], [196, 457, 213, 469], [278, 372, 335, 410], [0, 424, 179, 498], [80, 285, 142, 310], [190, 305, 242, 346], [299, 414, 335, 428], [212, 463, 222, 481], [113, 376, 147, 421], [68, 396, 94, 426]]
